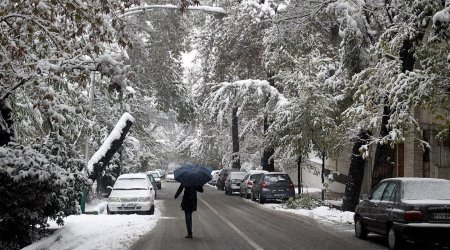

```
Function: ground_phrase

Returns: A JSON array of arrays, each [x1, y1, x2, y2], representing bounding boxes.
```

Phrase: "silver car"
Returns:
[[107, 173, 156, 215], [147, 171, 162, 189], [239, 170, 268, 199], [225, 172, 247, 195]]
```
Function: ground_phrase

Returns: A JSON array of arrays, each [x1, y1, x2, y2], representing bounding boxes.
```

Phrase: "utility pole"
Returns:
[[85, 72, 96, 166]]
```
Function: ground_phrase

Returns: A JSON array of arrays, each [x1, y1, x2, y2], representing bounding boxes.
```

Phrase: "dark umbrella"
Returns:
[[174, 164, 212, 187]]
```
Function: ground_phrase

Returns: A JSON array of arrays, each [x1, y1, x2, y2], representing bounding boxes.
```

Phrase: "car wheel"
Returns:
[[107, 205, 114, 215], [388, 227, 404, 250], [148, 204, 155, 215], [246, 193, 251, 199], [258, 192, 265, 204], [354, 217, 368, 240]]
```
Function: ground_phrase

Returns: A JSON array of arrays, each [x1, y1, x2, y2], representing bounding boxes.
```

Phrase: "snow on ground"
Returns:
[[23, 200, 163, 250], [259, 203, 354, 225]]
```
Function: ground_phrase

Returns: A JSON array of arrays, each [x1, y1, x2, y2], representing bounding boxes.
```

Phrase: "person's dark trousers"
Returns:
[[184, 210, 193, 237]]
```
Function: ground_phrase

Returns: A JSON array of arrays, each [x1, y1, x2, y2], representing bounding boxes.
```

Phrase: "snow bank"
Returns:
[[23, 200, 162, 250], [23, 214, 158, 250], [261, 203, 354, 225]]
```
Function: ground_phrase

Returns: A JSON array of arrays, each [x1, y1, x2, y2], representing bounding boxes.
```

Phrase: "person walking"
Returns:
[[174, 184, 203, 238]]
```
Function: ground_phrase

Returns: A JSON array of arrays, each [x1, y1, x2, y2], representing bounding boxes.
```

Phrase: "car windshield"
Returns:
[[402, 180, 450, 200], [265, 174, 290, 184], [113, 178, 148, 190], [147, 175, 155, 182], [151, 173, 159, 178]]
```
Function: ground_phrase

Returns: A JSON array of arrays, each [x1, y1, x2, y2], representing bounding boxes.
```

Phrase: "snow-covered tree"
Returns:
[[1, 0, 138, 247], [204, 79, 284, 169]]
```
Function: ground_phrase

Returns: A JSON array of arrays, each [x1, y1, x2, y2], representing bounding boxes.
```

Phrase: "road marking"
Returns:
[[199, 197, 264, 250]]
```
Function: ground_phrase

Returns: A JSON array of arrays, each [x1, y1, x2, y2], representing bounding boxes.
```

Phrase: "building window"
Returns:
[[432, 130, 450, 168]]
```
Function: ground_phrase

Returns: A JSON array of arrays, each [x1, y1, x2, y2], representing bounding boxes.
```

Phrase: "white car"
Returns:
[[166, 171, 175, 182], [107, 173, 156, 215], [209, 170, 221, 185]]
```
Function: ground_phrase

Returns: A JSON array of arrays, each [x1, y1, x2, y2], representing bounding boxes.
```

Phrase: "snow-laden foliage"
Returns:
[[0, 139, 88, 248], [0, 0, 134, 103], [205, 79, 285, 127], [211, 0, 276, 82], [125, 8, 195, 123], [341, 1, 449, 147], [264, 1, 343, 161], [284, 194, 327, 210], [1, 0, 140, 247]]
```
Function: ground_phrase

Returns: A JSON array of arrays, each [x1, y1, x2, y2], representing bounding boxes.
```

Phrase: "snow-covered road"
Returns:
[[23, 185, 358, 250]]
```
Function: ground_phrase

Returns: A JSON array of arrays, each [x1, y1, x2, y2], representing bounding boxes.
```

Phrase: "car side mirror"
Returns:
[[361, 194, 369, 201], [107, 186, 113, 190]]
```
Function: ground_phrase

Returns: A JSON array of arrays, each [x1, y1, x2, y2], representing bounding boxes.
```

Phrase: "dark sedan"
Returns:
[[251, 172, 295, 203], [354, 178, 450, 250]]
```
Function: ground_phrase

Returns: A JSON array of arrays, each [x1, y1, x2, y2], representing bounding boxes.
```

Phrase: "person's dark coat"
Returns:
[[174, 184, 204, 212]]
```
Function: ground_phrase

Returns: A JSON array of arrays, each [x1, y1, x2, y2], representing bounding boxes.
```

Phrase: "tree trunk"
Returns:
[[261, 73, 275, 172], [342, 130, 370, 212], [261, 147, 275, 172], [0, 99, 14, 146], [371, 104, 396, 189], [371, 39, 415, 189], [297, 155, 302, 196], [231, 107, 241, 169], [321, 151, 326, 201]]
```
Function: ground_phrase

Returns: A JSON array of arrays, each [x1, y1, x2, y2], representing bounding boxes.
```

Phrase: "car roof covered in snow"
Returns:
[[118, 173, 148, 179], [384, 177, 450, 183]]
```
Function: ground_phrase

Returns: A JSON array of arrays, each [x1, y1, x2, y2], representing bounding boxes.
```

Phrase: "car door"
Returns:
[[364, 182, 389, 233], [252, 174, 262, 196], [376, 181, 398, 233]]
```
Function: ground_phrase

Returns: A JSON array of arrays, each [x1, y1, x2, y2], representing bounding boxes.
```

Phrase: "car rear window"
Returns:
[[230, 172, 247, 180], [402, 180, 450, 200], [250, 174, 260, 181], [264, 174, 291, 184], [114, 178, 149, 190]]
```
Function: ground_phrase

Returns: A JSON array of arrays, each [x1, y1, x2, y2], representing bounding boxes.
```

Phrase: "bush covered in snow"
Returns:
[[0, 139, 88, 249], [284, 194, 326, 210]]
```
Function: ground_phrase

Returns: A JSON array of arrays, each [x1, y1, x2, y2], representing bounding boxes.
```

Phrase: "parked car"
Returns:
[[225, 172, 247, 195], [251, 172, 295, 203], [217, 169, 242, 191], [146, 174, 158, 199], [166, 171, 175, 182], [239, 170, 268, 199], [209, 170, 221, 185], [155, 168, 165, 179], [147, 171, 162, 189], [107, 173, 156, 215], [354, 178, 450, 250]]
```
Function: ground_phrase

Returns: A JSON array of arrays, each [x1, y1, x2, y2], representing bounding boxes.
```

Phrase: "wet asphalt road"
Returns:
[[130, 182, 388, 250]]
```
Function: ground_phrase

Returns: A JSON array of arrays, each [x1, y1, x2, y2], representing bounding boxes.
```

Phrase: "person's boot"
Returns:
[[185, 232, 193, 238]]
